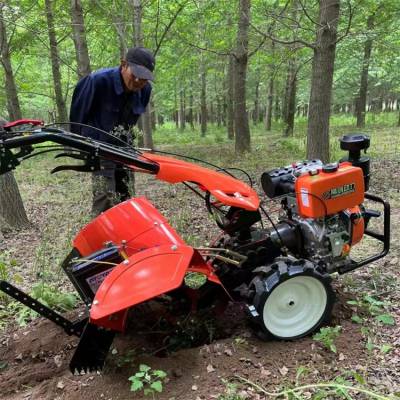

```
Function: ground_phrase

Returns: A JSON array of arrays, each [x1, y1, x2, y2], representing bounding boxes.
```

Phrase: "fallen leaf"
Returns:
[[260, 367, 271, 378], [338, 353, 345, 361], [192, 385, 198, 391], [279, 366, 288, 376], [224, 349, 233, 356], [56, 381, 65, 390], [206, 364, 215, 373]]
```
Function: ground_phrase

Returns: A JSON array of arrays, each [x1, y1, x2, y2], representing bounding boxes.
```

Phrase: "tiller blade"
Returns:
[[69, 322, 115, 374]]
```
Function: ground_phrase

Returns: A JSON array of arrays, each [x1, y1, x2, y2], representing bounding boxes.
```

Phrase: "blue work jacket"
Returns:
[[69, 67, 151, 143]]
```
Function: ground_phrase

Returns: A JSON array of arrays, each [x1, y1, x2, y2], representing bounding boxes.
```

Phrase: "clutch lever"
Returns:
[[51, 151, 100, 174]]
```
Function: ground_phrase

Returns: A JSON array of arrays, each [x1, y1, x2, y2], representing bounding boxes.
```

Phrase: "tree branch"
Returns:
[[336, 0, 354, 44], [298, 0, 321, 27], [249, 20, 315, 49], [154, 0, 189, 56]]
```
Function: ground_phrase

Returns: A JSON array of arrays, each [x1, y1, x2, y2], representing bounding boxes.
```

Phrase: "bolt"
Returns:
[[171, 245, 178, 251], [154, 222, 158, 226], [123, 259, 129, 265], [93, 300, 99, 305]]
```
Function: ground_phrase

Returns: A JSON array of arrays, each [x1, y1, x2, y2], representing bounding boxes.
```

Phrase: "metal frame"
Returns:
[[339, 192, 390, 274]]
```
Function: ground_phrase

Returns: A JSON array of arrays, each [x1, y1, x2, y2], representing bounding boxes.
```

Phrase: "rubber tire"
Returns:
[[250, 258, 335, 340]]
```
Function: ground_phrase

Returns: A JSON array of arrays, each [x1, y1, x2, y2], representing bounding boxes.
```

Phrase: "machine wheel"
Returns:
[[249, 259, 335, 340]]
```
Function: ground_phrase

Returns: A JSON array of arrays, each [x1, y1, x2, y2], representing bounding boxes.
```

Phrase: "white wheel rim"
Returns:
[[263, 276, 327, 338]]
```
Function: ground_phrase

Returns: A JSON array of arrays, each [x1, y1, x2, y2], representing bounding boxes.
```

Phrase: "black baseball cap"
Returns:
[[126, 47, 155, 81]]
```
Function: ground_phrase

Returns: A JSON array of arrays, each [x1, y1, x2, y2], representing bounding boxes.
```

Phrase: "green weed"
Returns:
[[129, 364, 167, 397], [7, 283, 79, 327], [312, 326, 342, 353], [347, 295, 395, 326]]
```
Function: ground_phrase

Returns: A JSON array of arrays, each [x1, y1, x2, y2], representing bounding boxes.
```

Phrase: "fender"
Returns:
[[90, 244, 219, 331], [73, 197, 185, 256]]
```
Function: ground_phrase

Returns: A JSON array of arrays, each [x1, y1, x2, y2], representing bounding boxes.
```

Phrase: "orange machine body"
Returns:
[[295, 163, 365, 218]]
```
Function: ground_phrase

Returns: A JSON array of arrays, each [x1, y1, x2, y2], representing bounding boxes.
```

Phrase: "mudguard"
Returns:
[[73, 197, 185, 256], [89, 244, 210, 331]]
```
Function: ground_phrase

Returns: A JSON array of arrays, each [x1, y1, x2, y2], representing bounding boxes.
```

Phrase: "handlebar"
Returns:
[[0, 125, 160, 175]]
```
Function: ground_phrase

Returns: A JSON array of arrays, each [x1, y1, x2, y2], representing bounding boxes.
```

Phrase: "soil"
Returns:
[[0, 156, 399, 400]]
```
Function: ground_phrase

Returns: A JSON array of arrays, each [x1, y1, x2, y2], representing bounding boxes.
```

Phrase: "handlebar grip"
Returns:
[[3, 119, 44, 131]]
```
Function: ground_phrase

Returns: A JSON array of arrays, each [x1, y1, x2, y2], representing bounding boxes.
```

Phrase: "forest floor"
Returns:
[[0, 129, 399, 400]]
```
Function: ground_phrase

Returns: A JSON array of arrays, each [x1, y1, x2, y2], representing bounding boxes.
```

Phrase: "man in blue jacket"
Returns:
[[70, 47, 155, 215]]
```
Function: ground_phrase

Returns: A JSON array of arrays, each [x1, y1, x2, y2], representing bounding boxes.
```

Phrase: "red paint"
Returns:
[[73, 197, 185, 256], [132, 152, 260, 211], [89, 244, 216, 331], [4, 119, 43, 129]]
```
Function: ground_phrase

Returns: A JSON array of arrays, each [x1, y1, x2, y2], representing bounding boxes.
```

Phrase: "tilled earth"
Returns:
[[0, 153, 399, 400]]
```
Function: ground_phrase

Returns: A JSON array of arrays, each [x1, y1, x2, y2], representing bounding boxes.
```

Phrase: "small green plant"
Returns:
[[313, 325, 342, 353], [129, 364, 167, 397], [347, 295, 395, 326]]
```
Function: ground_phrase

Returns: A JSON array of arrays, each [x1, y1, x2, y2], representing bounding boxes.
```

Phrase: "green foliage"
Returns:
[[312, 326, 342, 353], [128, 364, 167, 397], [7, 283, 78, 327], [233, 369, 394, 400], [347, 295, 395, 326]]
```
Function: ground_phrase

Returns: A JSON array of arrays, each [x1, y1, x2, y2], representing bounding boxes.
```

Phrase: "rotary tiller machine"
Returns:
[[0, 119, 390, 373]]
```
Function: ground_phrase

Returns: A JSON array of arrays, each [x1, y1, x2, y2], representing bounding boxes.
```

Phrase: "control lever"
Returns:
[[51, 152, 100, 174]]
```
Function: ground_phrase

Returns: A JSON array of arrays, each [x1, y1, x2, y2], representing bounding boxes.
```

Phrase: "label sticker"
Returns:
[[86, 267, 114, 294], [300, 188, 309, 207]]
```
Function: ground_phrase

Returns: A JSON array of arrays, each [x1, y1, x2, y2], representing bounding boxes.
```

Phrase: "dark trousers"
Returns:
[[91, 160, 133, 216]]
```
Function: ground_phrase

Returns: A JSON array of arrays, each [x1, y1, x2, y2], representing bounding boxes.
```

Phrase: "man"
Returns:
[[70, 47, 155, 215]]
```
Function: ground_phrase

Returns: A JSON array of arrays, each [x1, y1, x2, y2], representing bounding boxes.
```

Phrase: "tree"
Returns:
[[44, 0, 68, 123], [306, 0, 341, 162], [0, 3, 22, 120], [264, 41, 275, 131], [0, 118, 30, 231], [355, 14, 374, 128], [70, 0, 91, 79], [234, 0, 251, 153]]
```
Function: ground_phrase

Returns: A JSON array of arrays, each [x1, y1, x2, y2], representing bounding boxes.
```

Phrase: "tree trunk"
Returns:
[[174, 82, 179, 129], [0, 4, 22, 120], [45, 0, 68, 123], [234, 0, 251, 153], [179, 87, 186, 131], [132, 0, 143, 46], [0, 119, 29, 230], [265, 74, 274, 131], [70, 0, 91, 79], [253, 79, 260, 125], [264, 42, 275, 131], [356, 14, 374, 128], [306, 0, 340, 163], [131, 0, 153, 149], [274, 94, 280, 121], [283, 59, 297, 136], [0, 172, 30, 230], [200, 61, 207, 136], [188, 81, 194, 130], [226, 54, 235, 139]]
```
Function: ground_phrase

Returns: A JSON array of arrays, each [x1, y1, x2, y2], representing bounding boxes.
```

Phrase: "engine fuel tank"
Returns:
[[295, 162, 365, 218]]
